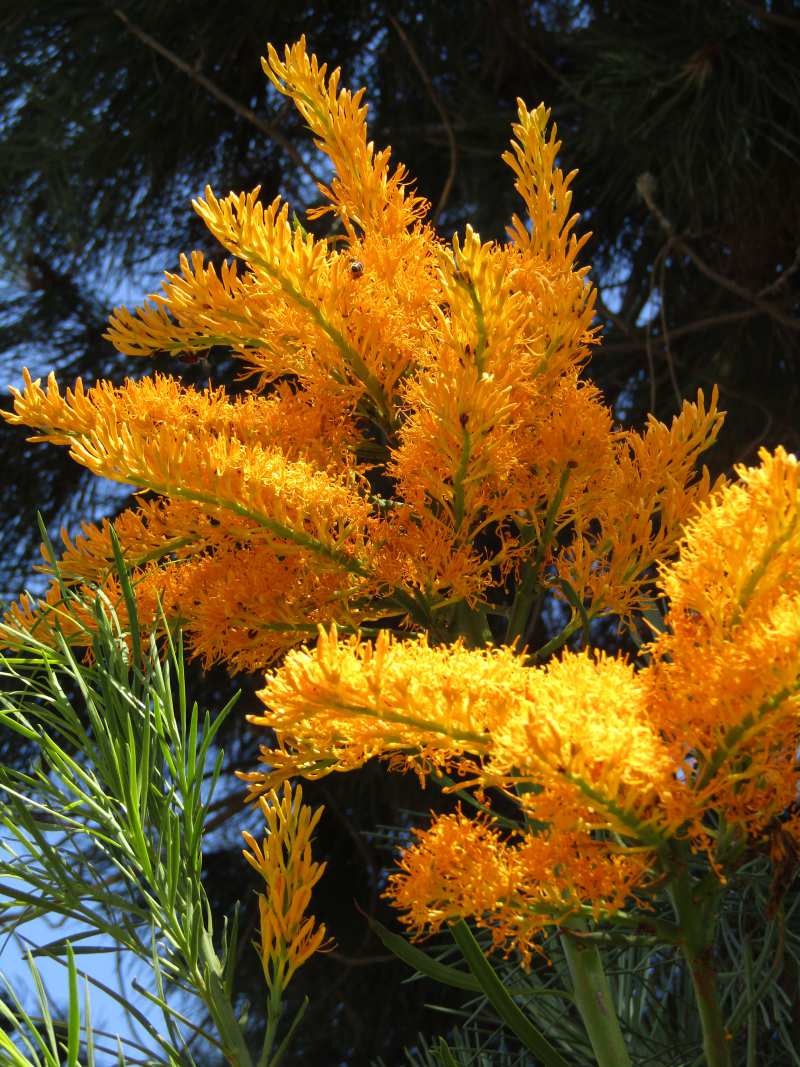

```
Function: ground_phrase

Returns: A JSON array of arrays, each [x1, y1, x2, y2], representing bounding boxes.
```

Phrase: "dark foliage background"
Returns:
[[0, 1, 798, 1063]]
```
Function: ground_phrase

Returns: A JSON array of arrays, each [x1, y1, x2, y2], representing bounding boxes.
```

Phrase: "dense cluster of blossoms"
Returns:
[[247, 447, 800, 960], [4, 39, 721, 671], [4, 38, 797, 968]]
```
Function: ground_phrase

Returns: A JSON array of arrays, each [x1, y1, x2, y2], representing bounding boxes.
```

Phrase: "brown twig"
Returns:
[[732, 0, 800, 32], [317, 781, 379, 913], [636, 172, 800, 333], [388, 13, 458, 224], [327, 949, 395, 966], [657, 244, 683, 407], [203, 788, 246, 833], [642, 237, 675, 413], [694, 368, 774, 463], [520, 37, 600, 114], [113, 9, 324, 190], [759, 245, 800, 298], [602, 307, 761, 354], [594, 286, 634, 337], [643, 305, 658, 412]]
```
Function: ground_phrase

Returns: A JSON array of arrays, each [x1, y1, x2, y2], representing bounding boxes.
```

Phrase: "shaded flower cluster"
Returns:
[[242, 782, 329, 990]]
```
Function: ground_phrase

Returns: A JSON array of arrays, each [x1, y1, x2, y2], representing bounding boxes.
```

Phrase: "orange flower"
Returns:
[[646, 447, 800, 841], [386, 810, 651, 966], [241, 782, 330, 991], [245, 625, 686, 849], [244, 625, 521, 794]]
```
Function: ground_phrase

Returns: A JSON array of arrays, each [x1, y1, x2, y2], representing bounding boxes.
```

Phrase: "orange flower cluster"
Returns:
[[247, 449, 800, 955], [7, 38, 787, 968], [387, 812, 650, 967], [4, 37, 720, 671]]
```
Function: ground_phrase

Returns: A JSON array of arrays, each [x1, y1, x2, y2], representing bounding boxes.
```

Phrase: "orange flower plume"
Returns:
[[242, 782, 330, 990], [3, 37, 720, 667], [247, 449, 799, 953], [8, 38, 780, 970]]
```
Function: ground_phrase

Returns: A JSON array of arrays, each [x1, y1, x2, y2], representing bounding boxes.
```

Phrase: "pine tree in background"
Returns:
[[0, 3, 798, 1062], [569, 0, 800, 459]]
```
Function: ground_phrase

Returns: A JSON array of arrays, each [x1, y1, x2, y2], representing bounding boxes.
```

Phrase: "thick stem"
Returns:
[[531, 616, 582, 661], [668, 863, 731, 1067], [560, 925, 632, 1067], [452, 600, 492, 647], [682, 943, 732, 1067], [506, 467, 571, 646]]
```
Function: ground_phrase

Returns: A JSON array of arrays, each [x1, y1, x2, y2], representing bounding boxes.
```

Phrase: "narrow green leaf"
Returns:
[[25, 952, 60, 1067], [0, 971, 47, 1064], [109, 526, 140, 664], [131, 976, 225, 1056], [84, 974, 95, 1067], [556, 577, 592, 645], [366, 915, 481, 991], [37, 512, 67, 594], [65, 944, 80, 1067], [265, 997, 308, 1067], [139, 686, 153, 824], [0, 711, 40, 741], [450, 920, 572, 1067], [222, 903, 241, 998], [201, 696, 239, 761], [52, 958, 180, 1059], [0, 1026, 33, 1067], [435, 1037, 460, 1067], [165, 804, 181, 910], [364, 915, 564, 1000], [204, 971, 254, 1067], [187, 701, 200, 788]]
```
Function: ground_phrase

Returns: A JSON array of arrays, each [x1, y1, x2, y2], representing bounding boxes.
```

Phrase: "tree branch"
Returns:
[[636, 172, 800, 333], [388, 13, 458, 224], [113, 9, 324, 190], [731, 0, 800, 32], [601, 307, 760, 354]]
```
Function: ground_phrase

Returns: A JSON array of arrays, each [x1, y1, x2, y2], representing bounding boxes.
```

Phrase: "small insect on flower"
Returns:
[[350, 260, 365, 277]]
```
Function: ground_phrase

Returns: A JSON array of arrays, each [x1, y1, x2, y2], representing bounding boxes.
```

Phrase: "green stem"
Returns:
[[506, 467, 571, 646], [450, 920, 572, 1067], [694, 680, 800, 794], [451, 600, 492, 647], [260, 979, 283, 1067], [682, 945, 731, 1067], [505, 525, 538, 645], [451, 427, 472, 533], [243, 245, 393, 426], [530, 616, 582, 661], [560, 923, 632, 1067], [668, 861, 731, 1067]]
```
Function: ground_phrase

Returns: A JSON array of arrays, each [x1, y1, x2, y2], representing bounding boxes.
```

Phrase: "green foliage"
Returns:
[[0, 586, 273, 1064]]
